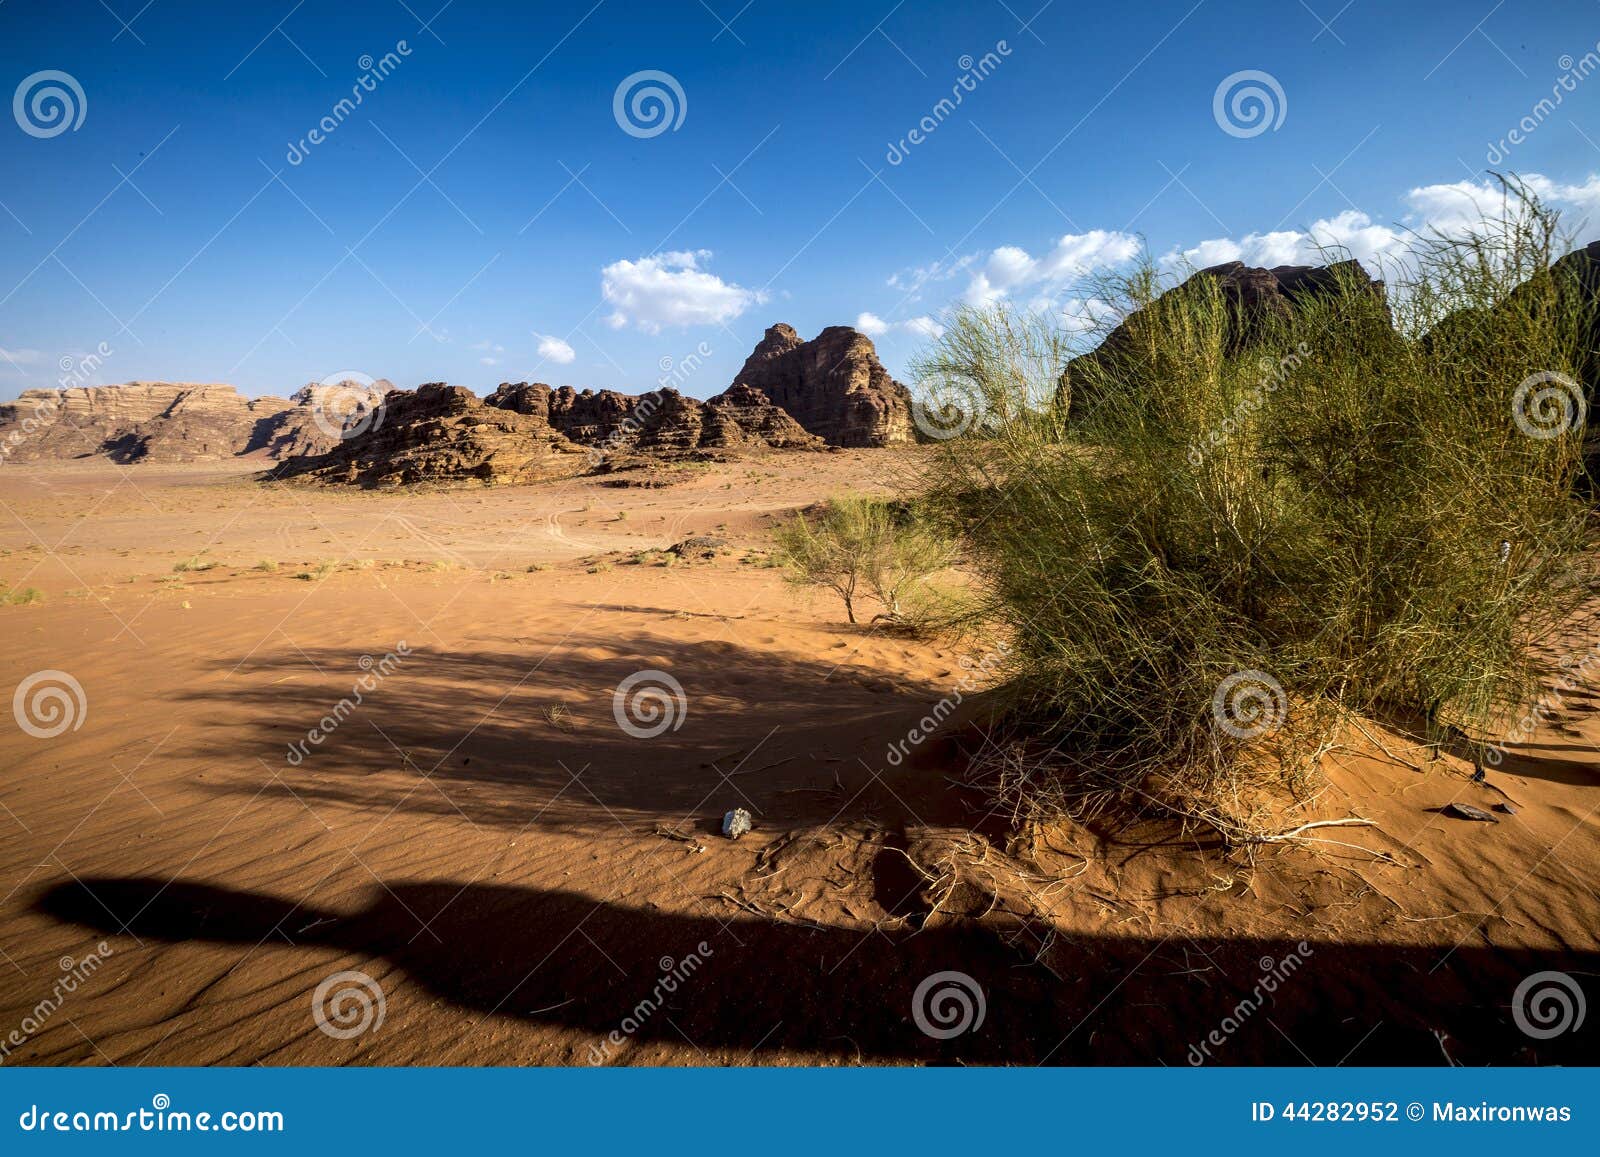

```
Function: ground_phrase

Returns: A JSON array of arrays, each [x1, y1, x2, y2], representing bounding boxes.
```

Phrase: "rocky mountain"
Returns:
[[0, 322, 909, 474], [266, 383, 590, 487], [485, 380, 823, 457], [732, 324, 914, 447], [0, 379, 392, 465], [1059, 259, 1386, 417]]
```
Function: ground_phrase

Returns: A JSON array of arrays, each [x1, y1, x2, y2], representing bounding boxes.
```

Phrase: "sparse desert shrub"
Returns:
[[1, 585, 43, 606], [774, 495, 953, 626], [254, 559, 279, 573], [542, 703, 576, 731], [912, 185, 1592, 831], [173, 554, 217, 573]]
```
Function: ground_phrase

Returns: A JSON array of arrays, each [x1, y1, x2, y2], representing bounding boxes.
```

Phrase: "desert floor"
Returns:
[[0, 454, 1596, 1066]]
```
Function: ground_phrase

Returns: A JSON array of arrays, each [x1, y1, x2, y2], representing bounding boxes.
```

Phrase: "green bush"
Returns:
[[773, 495, 953, 627], [911, 187, 1592, 828]]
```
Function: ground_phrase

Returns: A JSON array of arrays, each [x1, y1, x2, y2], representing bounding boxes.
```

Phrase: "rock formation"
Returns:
[[0, 320, 906, 480], [266, 383, 589, 487], [1059, 260, 1386, 417], [484, 379, 823, 458], [731, 324, 914, 447], [0, 379, 392, 465]]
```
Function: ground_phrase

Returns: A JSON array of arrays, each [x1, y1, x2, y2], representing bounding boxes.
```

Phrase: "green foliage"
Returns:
[[773, 496, 954, 627], [912, 184, 1593, 823]]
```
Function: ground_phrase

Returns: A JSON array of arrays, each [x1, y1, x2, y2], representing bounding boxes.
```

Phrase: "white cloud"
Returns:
[[535, 334, 576, 365], [961, 230, 1141, 307], [855, 311, 944, 341], [1161, 174, 1600, 274], [600, 249, 767, 334], [0, 347, 42, 367], [470, 341, 506, 353], [479, 356, 502, 367]]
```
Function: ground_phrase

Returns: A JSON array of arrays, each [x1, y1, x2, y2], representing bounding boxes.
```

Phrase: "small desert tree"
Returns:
[[774, 496, 952, 626]]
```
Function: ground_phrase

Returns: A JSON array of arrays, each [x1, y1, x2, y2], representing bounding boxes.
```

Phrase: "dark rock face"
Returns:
[[1060, 260, 1386, 416], [267, 383, 588, 488], [485, 379, 822, 458], [731, 324, 914, 447]]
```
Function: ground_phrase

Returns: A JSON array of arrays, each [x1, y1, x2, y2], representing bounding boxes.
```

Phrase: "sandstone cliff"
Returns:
[[266, 383, 590, 487], [731, 324, 914, 447]]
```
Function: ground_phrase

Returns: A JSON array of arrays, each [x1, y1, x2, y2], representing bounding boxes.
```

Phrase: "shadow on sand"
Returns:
[[36, 875, 1597, 1065]]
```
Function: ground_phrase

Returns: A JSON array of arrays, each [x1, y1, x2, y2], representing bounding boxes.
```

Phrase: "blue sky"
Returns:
[[1, 0, 1597, 401]]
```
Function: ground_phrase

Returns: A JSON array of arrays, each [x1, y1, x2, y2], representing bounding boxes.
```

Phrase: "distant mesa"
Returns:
[[0, 378, 394, 465], [0, 324, 914, 482]]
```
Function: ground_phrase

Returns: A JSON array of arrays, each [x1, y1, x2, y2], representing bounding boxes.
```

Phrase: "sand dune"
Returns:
[[1, 456, 1596, 1066]]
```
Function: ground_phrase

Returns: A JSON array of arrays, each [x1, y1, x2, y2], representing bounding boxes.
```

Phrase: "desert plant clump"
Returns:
[[911, 185, 1593, 833], [773, 495, 954, 627]]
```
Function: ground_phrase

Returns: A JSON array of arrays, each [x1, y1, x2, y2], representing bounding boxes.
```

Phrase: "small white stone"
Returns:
[[721, 808, 753, 840]]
